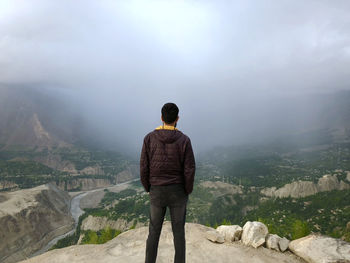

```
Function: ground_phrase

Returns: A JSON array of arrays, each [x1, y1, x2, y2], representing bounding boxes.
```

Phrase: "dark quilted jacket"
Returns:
[[140, 128, 196, 194]]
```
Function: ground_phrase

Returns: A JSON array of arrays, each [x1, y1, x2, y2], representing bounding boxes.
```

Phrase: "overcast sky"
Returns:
[[1, 0, 350, 153]]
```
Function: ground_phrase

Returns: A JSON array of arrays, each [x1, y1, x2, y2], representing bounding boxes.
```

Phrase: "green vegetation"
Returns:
[[198, 142, 350, 188], [50, 213, 88, 250], [4, 132, 350, 247], [85, 192, 150, 223], [0, 160, 53, 175], [243, 190, 350, 240], [81, 227, 121, 244], [56, 148, 128, 174], [51, 215, 121, 248], [0, 147, 132, 190], [100, 189, 137, 206], [0, 159, 66, 190], [186, 184, 260, 227]]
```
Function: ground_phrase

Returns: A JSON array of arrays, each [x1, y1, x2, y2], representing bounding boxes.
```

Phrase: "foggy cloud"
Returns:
[[0, 0, 350, 153]]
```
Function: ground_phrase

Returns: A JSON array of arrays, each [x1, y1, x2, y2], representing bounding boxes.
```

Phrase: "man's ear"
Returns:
[[161, 116, 164, 122], [176, 116, 179, 122]]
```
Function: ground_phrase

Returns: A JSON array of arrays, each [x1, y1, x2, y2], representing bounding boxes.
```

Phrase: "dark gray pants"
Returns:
[[145, 184, 188, 263]]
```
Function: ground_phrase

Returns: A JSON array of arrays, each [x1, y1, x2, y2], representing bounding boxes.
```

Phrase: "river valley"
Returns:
[[29, 180, 138, 258]]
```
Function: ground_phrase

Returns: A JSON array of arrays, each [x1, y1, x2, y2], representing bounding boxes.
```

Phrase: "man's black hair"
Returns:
[[161, 103, 179, 124]]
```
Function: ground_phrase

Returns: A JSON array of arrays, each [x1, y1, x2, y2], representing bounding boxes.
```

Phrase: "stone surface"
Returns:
[[279, 237, 290, 252], [289, 234, 350, 263], [266, 234, 280, 251], [206, 230, 225, 243], [0, 183, 74, 263], [217, 225, 243, 242], [20, 222, 305, 263], [241, 221, 269, 248]]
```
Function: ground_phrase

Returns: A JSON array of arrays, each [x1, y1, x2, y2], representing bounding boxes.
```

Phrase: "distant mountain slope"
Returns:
[[0, 86, 137, 191], [0, 86, 79, 150]]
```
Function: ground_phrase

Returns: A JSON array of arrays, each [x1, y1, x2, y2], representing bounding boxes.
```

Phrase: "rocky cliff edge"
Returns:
[[0, 184, 74, 263], [20, 222, 305, 263]]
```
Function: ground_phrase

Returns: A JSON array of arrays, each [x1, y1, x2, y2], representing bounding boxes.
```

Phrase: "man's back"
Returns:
[[140, 127, 195, 195]]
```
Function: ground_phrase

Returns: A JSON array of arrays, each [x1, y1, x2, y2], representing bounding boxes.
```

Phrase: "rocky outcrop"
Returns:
[[20, 222, 305, 263], [289, 234, 350, 263], [56, 178, 113, 191], [346, 171, 350, 182], [0, 184, 74, 263], [81, 215, 145, 232], [261, 174, 350, 198], [216, 225, 243, 242], [241, 221, 269, 248], [80, 165, 104, 175]]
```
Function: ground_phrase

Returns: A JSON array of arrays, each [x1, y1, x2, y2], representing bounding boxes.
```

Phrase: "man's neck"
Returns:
[[164, 122, 176, 127]]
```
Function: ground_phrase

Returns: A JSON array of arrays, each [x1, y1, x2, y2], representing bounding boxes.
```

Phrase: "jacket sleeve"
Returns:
[[140, 137, 150, 192], [184, 138, 196, 194]]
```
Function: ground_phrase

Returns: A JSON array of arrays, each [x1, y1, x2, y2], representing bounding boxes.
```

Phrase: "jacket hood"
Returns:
[[154, 129, 183, 144]]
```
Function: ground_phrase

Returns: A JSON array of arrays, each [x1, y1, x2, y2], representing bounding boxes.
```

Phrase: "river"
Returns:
[[31, 179, 138, 258]]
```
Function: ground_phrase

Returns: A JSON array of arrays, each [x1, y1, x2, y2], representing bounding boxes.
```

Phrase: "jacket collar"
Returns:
[[155, 124, 178, 130]]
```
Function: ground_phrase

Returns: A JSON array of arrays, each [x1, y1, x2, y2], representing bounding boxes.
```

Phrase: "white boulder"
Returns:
[[216, 225, 243, 242], [266, 234, 280, 251], [289, 234, 350, 263], [205, 230, 224, 243], [241, 221, 269, 248]]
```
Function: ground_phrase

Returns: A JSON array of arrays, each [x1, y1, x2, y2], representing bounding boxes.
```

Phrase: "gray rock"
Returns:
[[216, 225, 243, 242], [205, 230, 224, 243], [289, 234, 350, 263], [278, 237, 290, 252], [266, 234, 280, 251], [241, 221, 269, 248]]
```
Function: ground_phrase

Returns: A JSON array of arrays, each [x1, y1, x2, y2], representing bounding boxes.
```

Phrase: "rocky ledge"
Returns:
[[0, 184, 74, 263], [206, 221, 350, 263], [21, 222, 305, 263]]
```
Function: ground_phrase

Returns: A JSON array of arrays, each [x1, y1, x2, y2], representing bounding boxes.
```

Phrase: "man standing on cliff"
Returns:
[[140, 102, 196, 263]]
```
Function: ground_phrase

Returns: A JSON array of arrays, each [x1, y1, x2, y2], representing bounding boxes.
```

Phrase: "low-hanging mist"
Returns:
[[1, 0, 350, 155]]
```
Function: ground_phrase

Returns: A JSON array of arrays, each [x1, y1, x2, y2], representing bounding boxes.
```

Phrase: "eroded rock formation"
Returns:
[[261, 174, 350, 198], [0, 184, 74, 263]]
